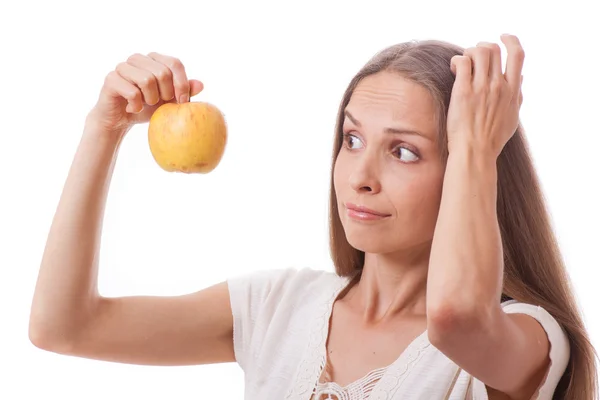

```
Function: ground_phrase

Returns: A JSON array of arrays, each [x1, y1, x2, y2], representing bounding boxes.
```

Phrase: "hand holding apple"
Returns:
[[86, 52, 204, 139], [85, 52, 226, 173]]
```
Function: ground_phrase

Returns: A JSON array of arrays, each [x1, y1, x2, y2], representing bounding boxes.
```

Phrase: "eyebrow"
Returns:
[[344, 110, 433, 141]]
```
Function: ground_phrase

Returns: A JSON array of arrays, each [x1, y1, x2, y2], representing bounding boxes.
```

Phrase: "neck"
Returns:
[[344, 242, 431, 325]]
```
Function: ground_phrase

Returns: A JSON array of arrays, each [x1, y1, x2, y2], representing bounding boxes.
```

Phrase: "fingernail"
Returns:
[[179, 94, 189, 104]]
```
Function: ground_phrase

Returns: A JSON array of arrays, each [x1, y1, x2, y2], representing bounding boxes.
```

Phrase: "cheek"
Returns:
[[390, 175, 444, 217]]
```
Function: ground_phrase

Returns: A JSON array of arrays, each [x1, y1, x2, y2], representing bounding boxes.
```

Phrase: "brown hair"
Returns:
[[328, 40, 598, 399]]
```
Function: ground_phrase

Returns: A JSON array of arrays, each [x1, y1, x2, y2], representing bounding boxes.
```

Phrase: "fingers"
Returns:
[[106, 52, 203, 115], [450, 55, 472, 86], [148, 52, 191, 104], [476, 42, 503, 79], [189, 79, 204, 97], [463, 46, 491, 88], [454, 35, 524, 101], [103, 71, 144, 113], [500, 34, 525, 95], [126, 53, 175, 102], [116, 61, 161, 106]]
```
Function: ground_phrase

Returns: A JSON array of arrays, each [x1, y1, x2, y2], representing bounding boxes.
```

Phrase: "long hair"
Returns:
[[328, 40, 597, 399]]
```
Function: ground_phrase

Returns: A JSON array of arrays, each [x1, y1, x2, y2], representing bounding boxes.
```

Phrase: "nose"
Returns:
[[348, 155, 382, 194]]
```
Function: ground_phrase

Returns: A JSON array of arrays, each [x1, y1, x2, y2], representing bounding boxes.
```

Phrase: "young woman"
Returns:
[[29, 34, 598, 399]]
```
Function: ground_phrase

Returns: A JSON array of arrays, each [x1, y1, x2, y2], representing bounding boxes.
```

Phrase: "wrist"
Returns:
[[83, 113, 128, 148], [447, 144, 498, 176], [448, 139, 497, 164]]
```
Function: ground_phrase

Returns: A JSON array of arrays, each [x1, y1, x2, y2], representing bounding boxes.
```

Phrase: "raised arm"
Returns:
[[426, 35, 552, 398], [29, 53, 235, 366]]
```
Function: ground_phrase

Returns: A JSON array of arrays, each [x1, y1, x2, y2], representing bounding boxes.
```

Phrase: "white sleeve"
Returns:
[[471, 301, 570, 400], [226, 268, 298, 372]]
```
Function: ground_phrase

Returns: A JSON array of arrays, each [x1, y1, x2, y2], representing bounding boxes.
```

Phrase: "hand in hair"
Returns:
[[446, 34, 524, 158]]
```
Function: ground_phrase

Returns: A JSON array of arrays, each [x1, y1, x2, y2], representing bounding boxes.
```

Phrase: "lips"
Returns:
[[344, 202, 391, 217]]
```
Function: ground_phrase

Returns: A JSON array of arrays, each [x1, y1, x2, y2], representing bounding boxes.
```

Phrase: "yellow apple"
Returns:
[[148, 101, 227, 173]]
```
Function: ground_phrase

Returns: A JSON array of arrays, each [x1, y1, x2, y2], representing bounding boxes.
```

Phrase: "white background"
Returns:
[[1, 0, 598, 398]]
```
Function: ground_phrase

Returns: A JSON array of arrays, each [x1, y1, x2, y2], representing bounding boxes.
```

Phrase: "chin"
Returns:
[[344, 232, 397, 254], [343, 225, 431, 256]]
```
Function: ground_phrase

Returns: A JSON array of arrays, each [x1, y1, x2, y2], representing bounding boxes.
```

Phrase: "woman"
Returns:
[[29, 34, 597, 399]]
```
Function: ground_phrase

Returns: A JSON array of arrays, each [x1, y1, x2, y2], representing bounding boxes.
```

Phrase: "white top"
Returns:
[[227, 267, 570, 399]]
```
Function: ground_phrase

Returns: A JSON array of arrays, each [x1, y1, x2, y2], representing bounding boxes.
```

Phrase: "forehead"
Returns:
[[346, 71, 438, 131]]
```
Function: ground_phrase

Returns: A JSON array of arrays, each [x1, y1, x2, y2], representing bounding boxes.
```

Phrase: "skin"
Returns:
[[29, 36, 551, 399], [331, 35, 550, 399]]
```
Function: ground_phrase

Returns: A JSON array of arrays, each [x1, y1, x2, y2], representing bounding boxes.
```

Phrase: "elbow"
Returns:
[[29, 308, 49, 349], [29, 324, 53, 351], [426, 302, 487, 349], [28, 318, 76, 354], [28, 321, 54, 351], [28, 296, 99, 353]]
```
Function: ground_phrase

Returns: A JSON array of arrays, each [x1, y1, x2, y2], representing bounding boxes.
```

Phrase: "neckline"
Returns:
[[317, 273, 431, 396], [284, 271, 432, 400]]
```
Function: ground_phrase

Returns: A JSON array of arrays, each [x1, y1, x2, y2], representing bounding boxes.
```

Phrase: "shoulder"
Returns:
[[501, 300, 570, 396], [226, 266, 347, 371], [500, 300, 570, 364], [227, 266, 343, 302], [468, 300, 570, 399]]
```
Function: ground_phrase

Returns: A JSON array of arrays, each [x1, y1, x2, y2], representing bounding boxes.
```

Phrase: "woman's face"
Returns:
[[333, 71, 446, 256]]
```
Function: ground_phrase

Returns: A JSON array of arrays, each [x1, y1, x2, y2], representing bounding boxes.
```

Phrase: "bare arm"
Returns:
[[29, 53, 234, 366], [426, 150, 549, 397], [426, 36, 550, 399]]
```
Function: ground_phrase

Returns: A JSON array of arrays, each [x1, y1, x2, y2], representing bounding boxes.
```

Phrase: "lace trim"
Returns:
[[368, 333, 430, 399], [313, 366, 388, 399], [285, 275, 353, 399]]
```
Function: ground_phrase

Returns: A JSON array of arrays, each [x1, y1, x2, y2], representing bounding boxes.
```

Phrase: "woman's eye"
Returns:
[[344, 133, 363, 149], [343, 133, 419, 163], [396, 147, 419, 163]]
